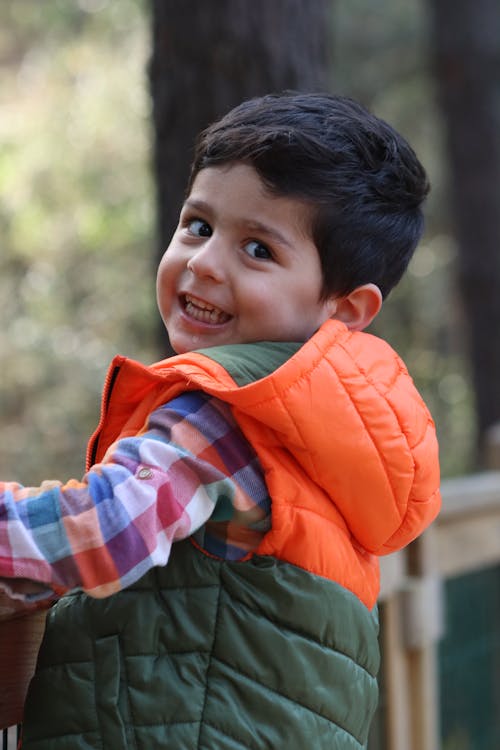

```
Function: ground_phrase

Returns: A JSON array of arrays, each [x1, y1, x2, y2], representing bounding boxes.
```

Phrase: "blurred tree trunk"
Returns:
[[149, 0, 333, 355], [428, 0, 500, 464]]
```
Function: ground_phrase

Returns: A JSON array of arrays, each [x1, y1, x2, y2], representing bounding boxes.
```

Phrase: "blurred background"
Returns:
[[3, 0, 496, 483], [1, 2, 499, 748]]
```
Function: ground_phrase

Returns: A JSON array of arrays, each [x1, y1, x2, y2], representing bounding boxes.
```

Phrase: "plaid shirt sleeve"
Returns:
[[0, 391, 270, 604]]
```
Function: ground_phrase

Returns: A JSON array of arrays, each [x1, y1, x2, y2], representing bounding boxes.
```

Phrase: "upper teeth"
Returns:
[[185, 294, 220, 312], [184, 294, 230, 323]]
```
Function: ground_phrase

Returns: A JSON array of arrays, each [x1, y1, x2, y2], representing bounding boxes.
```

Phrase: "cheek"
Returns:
[[156, 252, 167, 282], [157, 251, 179, 290], [156, 259, 177, 313]]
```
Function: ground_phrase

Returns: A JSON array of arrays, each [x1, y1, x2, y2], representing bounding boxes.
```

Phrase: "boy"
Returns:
[[0, 92, 440, 749]]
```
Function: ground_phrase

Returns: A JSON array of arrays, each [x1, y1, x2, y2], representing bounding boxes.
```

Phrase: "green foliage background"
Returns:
[[0, 0, 156, 483], [0, 0, 474, 484]]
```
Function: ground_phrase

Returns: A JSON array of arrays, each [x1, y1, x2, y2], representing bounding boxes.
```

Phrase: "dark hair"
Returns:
[[187, 92, 430, 299]]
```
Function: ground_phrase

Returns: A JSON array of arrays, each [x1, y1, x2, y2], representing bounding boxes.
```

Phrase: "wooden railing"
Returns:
[[378, 470, 500, 750]]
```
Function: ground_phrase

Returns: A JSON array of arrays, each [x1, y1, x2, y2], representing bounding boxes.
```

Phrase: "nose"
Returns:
[[187, 237, 226, 282]]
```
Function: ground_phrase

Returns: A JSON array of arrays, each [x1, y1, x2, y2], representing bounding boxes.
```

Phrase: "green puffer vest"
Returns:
[[21, 540, 379, 750]]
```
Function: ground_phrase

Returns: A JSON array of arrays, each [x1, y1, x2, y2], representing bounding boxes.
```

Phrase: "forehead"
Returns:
[[186, 163, 315, 238]]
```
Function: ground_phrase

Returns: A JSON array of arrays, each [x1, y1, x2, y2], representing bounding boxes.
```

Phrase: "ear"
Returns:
[[327, 283, 382, 332]]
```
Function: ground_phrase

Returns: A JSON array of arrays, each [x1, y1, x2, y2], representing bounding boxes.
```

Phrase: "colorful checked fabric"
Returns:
[[0, 391, 271, 602]]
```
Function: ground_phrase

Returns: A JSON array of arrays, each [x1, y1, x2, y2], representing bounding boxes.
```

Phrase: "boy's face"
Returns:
[[157, 163, 335, 354]]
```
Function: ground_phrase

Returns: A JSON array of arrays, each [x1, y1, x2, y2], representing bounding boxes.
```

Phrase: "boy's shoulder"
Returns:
[[190, 320, 407, 390]]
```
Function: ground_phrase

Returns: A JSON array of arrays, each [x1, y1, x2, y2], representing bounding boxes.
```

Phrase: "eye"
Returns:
[[243, 240, 272, 260], [187, 218, 212, 237]]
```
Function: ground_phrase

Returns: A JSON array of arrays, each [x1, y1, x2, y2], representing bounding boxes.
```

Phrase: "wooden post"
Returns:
[[403, 531, 444, 750], [382, 594, 413, 750]]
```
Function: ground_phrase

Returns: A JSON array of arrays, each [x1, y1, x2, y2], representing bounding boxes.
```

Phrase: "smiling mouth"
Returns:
[[182, 294, 232, 324]]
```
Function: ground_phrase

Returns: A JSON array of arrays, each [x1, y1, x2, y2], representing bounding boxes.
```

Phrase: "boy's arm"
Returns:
[[0, 391, 266, 601]]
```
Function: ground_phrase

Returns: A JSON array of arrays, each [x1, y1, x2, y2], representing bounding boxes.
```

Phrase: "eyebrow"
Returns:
[[183, 198, 295, 250]]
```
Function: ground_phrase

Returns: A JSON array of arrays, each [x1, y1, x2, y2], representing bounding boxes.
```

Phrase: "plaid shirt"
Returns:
[[0, 391, 271, 605]]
